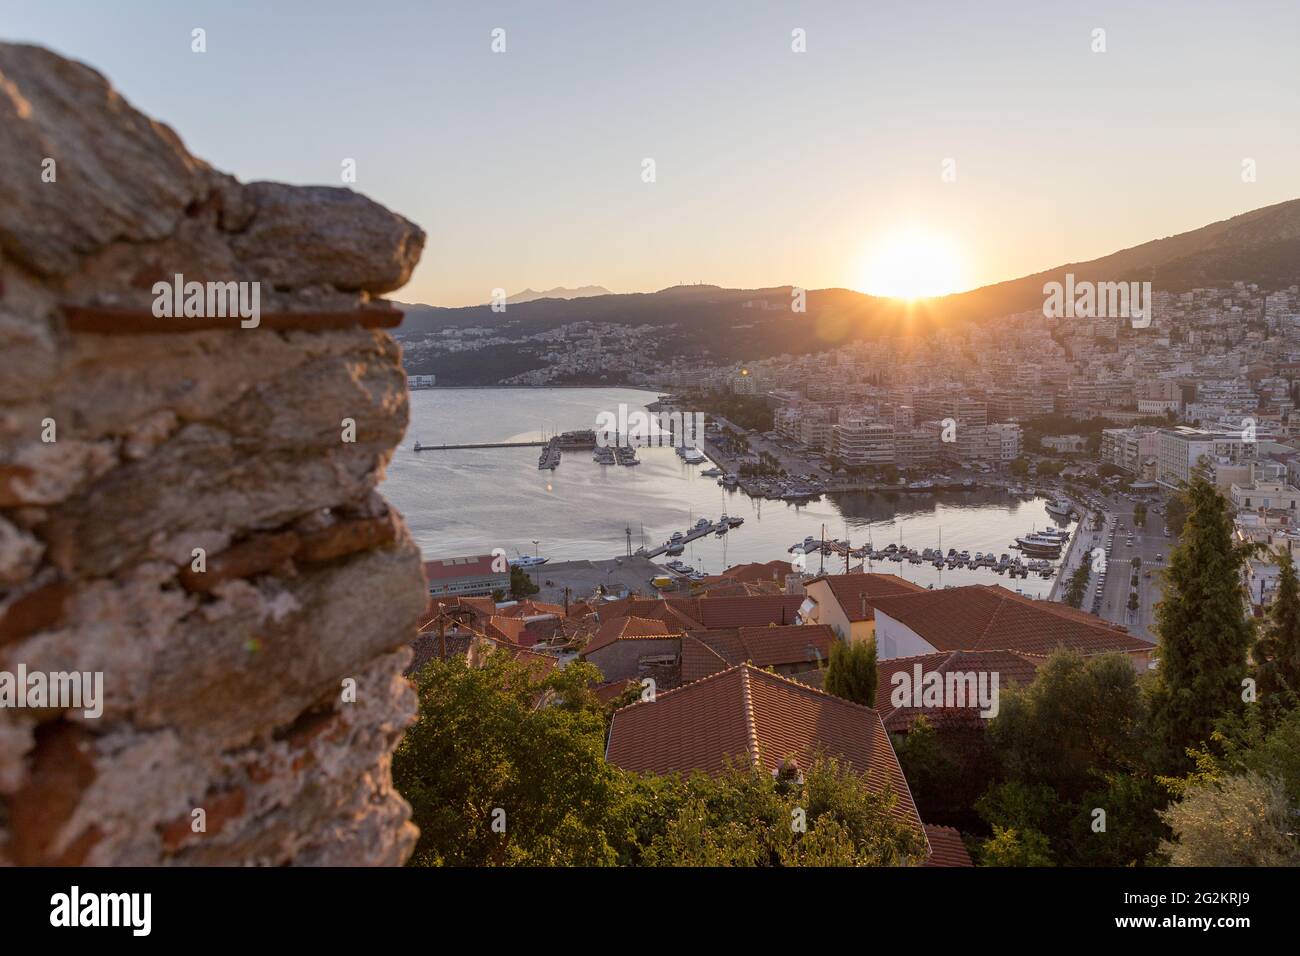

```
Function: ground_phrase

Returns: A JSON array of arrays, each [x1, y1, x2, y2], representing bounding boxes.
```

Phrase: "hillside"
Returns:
[[395, 199, 1300, 382]]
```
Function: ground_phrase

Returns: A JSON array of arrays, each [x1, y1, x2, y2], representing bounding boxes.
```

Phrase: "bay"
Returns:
[[384, 387, 1067, 597]]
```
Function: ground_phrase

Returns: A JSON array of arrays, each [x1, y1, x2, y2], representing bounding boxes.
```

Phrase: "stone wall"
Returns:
[[0, 43, 428, 864]]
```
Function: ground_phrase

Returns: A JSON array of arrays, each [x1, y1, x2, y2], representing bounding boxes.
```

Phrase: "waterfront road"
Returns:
[[1080, 492, 1169, 643]]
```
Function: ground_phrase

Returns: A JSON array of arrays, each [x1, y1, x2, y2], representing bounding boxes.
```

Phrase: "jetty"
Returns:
[[414, 440, 545, 451], [636, 516, 744, 558]]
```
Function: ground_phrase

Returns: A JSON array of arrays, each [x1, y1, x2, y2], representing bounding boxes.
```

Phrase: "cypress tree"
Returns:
[[1150, 477, 1255, 769], [824, 638, 878, 707], [1255, 547, 1300, 717]]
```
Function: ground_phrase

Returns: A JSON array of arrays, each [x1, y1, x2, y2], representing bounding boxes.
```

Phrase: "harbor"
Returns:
[[389, 387, 1079, 599]]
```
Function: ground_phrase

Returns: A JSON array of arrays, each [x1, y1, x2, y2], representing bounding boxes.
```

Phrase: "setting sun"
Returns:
[[857, 229, 969, 300]]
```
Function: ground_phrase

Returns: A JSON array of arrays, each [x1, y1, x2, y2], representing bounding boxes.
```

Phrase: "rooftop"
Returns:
[[870, 585, 1149, 657], [606, 663, 923, 831]]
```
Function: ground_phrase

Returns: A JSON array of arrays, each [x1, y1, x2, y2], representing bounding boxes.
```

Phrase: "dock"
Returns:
[[537, 438, 561, 470], [636, 517, 742, 558], [414, 440, 545, 451]]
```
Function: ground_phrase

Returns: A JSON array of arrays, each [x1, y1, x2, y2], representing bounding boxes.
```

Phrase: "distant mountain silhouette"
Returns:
[[501, 285, 611, 304], [395, 199, 1300, 382]]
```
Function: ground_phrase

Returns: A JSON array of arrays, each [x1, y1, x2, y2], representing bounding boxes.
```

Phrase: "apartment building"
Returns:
[[1099, 426, 1160, 473], [1157, 426, 1259, 489], [894, 429, 941, 468], [833, 419, 895, 466], [1230, 479, 1300, 513]]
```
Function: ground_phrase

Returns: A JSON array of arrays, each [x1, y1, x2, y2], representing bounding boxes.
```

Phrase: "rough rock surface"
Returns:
[[0, 42, 428, 865]]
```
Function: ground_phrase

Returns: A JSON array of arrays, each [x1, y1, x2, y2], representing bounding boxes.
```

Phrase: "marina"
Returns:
[[785, 528, 1068, 580], [388, 387, 1073, 599]]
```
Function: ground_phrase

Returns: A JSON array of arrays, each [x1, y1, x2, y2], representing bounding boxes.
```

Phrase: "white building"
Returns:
[[1157, 426, 1258, 489]]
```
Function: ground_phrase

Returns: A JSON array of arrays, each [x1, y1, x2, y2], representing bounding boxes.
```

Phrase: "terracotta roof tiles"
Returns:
[[607, 663, 923, 831], [870, 585, 1149, 657]]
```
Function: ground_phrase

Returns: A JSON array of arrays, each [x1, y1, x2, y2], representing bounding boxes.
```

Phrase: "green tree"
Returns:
[[1164, 493, 1188, 537], [824, 638, 877, 706], [893, 716, 995, 831], [1255, 548, 1300, 719], [1133, 502, 1147, 528], [1008, 458, 1029, 478], [1064, 564, 1090, 608], [977, 826, 1054, 866], [397, 652, 927, 867], [1159, 772, 1300, 866], [977, 650, 1166, 865], [1149, 477, 1255, 771], [636, 758, 925, 867], [509, 565, 540, 599], [394, 652, 619, 866]]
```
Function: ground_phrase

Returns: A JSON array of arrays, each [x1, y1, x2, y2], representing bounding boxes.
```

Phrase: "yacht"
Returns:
[[1045, 497, 1073, 519], [1014, 536, 1063, 556]]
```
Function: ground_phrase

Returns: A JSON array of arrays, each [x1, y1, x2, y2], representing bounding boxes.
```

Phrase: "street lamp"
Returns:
[[532, 539, 540, 558]]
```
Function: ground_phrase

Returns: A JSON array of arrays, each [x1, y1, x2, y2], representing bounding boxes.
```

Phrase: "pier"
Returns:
[[636, 517, 742, 558], [414, 440, 546, 451]]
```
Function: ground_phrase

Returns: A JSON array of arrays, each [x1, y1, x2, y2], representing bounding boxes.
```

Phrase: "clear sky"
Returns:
[[5, 0, 1298, 306]]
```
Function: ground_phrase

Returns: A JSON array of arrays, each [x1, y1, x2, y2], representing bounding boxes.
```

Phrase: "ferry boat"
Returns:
[[509, 554, 549, 569], [701, 467, 724, 477], [1014, 536, 1063, 556], [1045, 497, 1073, 518], [680, 448, 707, 464]]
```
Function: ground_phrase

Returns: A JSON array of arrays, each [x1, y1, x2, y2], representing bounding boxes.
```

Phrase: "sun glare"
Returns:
[[857, 230, 969, 300]]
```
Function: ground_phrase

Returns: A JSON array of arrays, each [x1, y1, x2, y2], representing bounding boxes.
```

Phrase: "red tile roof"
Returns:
[[875, 650, 1044, 733], [870, 585, 1150, 657], [595, 593, 805, 630], [581, 615, 683, 657], [694, 594, 805, 628], [812, 573, 928, 622], [423, 555, 504, 581], [593, 678, 641, 705], [494, 600, 567, 619], [596, 597, 703, 630], [468, 632, 558, 676], [680, 625, 835, 682], [484, 615, 528, 645], [718, 560, 795, 584], [607, 663, 923, 830], [420, 595, 495, 629], [923, 825, 973, 867]]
